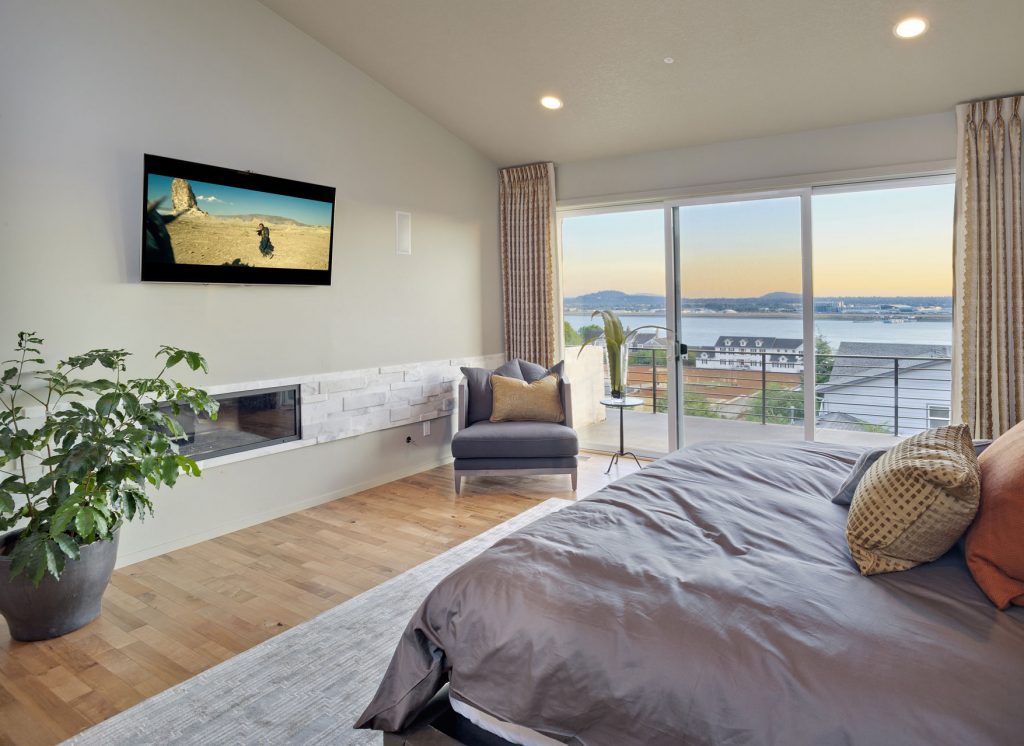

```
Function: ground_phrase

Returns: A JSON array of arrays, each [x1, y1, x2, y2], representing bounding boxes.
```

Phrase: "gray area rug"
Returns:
[[66, 498, 570, 746]]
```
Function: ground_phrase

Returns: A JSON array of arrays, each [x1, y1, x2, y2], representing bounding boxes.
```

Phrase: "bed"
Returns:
[[355, 440, 1024, 745]]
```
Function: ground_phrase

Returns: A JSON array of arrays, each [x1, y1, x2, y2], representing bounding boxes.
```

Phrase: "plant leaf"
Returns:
[[54, 478, 70, 501], [8, 536, 35, 578], [75, 508, 95, 541], [29, 556, 48, 586], [183, 351, 205, 372], [96, 392, 120, 417], [51, 499, 80, 535], [52, 534, 80, 561], [44, 541, 64, 580], [91, 508, 109, 538]]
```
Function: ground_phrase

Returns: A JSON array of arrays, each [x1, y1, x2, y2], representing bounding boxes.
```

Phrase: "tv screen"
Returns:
[[142, 154, 335, 285]]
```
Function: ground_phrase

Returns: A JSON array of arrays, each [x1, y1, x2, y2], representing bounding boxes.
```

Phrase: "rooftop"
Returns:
[[821, 341, 952, 391], [712, 336, 803, 350]]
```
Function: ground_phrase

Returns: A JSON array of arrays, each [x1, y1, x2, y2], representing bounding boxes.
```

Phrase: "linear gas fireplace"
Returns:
[[161, 384, 301, 461]]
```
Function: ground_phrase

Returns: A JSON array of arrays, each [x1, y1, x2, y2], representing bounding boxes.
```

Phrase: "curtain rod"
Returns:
[[957, 91, 1023, 105], [498, 161, 553, 171]]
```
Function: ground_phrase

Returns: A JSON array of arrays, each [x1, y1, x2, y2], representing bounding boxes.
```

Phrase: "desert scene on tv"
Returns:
[[145, 174, 332, 270]]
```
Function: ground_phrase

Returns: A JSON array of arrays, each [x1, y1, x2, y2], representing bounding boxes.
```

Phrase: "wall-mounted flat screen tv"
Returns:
[[142, 154, 335, 285]]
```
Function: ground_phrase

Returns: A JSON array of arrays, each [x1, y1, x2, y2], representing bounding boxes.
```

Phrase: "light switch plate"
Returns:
[[396, 211, 412, 255]]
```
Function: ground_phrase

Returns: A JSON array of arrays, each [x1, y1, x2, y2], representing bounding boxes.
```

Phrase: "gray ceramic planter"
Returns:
[[0, 529, 119, 641]]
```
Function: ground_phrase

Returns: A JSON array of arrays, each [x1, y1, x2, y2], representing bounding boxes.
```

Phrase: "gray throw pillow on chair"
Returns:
[[517, 358, 565, 383], [460, 360, 522, 424]]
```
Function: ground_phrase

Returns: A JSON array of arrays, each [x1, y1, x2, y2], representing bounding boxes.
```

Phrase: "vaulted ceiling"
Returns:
[[260, 0, 1024, 165]]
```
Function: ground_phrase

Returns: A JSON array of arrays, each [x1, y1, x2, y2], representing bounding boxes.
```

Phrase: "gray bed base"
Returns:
[[382, 686, 519, 746]]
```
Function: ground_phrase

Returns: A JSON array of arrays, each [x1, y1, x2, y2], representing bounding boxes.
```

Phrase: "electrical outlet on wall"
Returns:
[[422, 421, 431, 437]]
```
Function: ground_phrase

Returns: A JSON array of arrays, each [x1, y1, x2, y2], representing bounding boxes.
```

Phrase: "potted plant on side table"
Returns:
[[579, 310, 667, 400], [0, 332, 217, 641]]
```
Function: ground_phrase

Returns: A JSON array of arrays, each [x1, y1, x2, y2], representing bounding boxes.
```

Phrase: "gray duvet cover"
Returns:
[[356, 441, 1024, 745]]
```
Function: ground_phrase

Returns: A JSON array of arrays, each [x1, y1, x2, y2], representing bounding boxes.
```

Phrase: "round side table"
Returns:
[[599, 396, 644, 474]]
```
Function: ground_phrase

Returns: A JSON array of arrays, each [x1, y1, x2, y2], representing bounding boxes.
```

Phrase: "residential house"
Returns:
[[817, 342, 952, 435], [631, 331, 669, 350]]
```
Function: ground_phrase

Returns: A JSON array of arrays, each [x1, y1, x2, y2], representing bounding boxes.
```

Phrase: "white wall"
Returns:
[[556, 112, 956, 204], [563, 345, 607, 427], [0, 1, 502, 562]]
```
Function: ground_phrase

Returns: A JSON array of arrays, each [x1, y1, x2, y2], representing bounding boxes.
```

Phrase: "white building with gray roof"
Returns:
[[696, 335, 804, 373], [817, 341, 951, 435]]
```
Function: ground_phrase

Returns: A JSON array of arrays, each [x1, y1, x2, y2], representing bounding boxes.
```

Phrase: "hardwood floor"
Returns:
[[0, 453, 642, 745]]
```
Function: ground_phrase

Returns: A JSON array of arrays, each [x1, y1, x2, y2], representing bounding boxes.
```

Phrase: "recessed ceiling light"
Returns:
[[894, 17, 928, 39], [664, 57, 674, 64], [540, 95, 563, 110]]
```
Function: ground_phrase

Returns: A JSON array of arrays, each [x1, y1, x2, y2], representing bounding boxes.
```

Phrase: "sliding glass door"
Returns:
[[670, 193, 809, 447], [557, 174, 955, 456], [559, 208, 670, 456]]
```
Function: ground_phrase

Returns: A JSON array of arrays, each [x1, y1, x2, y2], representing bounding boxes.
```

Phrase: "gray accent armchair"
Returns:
[[451, 371, 578, 494]]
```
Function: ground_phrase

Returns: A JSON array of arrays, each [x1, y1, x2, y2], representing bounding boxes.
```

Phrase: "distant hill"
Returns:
[[758, 291, 801, 302], [565, 290, 803, 306], [565, 289, 949, 307], [213, 213, 311, 227], [564, 289, 951, 316], [564, 290, 665, 307]]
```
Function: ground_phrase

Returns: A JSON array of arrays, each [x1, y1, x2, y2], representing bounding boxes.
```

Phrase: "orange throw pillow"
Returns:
[[965, 419, 1024, 609]]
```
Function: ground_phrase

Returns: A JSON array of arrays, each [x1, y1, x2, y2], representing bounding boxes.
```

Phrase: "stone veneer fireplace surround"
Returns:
[[197, 352, 506, 468]]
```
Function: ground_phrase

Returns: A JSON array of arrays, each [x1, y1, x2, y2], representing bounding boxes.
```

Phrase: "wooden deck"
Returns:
[[578, 409, 899, 457]]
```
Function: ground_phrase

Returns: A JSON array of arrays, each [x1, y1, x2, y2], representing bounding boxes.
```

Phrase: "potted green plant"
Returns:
[[0, 332, 217, 641], [578, 310, 667, 400]]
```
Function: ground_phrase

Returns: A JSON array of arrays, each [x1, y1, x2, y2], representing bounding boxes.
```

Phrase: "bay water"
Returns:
[[564, 314, 951, 350]]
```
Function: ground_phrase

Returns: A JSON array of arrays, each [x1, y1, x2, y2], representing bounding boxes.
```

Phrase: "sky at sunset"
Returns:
[[560, 183, 954, 299], [813, 183, 954, 296]]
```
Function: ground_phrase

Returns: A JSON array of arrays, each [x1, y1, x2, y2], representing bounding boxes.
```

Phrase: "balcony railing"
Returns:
[[618, 346, 952, 436]]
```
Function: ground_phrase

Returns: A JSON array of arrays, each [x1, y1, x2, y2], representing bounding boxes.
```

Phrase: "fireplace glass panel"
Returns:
[[162, 385, 301, 460]]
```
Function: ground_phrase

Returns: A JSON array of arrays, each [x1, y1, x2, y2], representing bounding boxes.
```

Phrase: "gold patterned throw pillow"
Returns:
[[489, 373, 564, 423], [846, 424, 981, 575]]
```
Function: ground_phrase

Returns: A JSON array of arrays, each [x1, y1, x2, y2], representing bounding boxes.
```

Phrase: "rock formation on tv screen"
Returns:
[[171, 178, 206, 215]]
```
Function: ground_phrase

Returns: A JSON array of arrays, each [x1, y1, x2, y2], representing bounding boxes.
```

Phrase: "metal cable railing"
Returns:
[[616, 346, 952, 435]]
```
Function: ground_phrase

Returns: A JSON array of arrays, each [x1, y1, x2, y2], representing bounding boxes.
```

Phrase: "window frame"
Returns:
[[927, 403, 952, 429]]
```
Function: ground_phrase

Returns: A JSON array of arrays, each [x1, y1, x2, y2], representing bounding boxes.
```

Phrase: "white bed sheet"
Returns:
[[450, 695, 561, 746]]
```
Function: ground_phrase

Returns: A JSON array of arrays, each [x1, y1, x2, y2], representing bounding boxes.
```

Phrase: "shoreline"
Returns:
[[565, 311, 952, 323]]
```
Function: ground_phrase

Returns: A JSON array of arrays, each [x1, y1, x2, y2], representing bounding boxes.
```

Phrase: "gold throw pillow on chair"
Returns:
[[490, 374, 564, 423]]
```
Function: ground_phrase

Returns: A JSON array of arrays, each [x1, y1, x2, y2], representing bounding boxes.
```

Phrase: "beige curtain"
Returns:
[[499, 162, 558, 367], [953, 95, 1024, 438]]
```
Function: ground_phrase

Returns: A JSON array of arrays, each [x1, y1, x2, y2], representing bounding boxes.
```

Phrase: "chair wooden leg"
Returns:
[[570, 470, 578, 491], [454, 473, 462, 495]]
